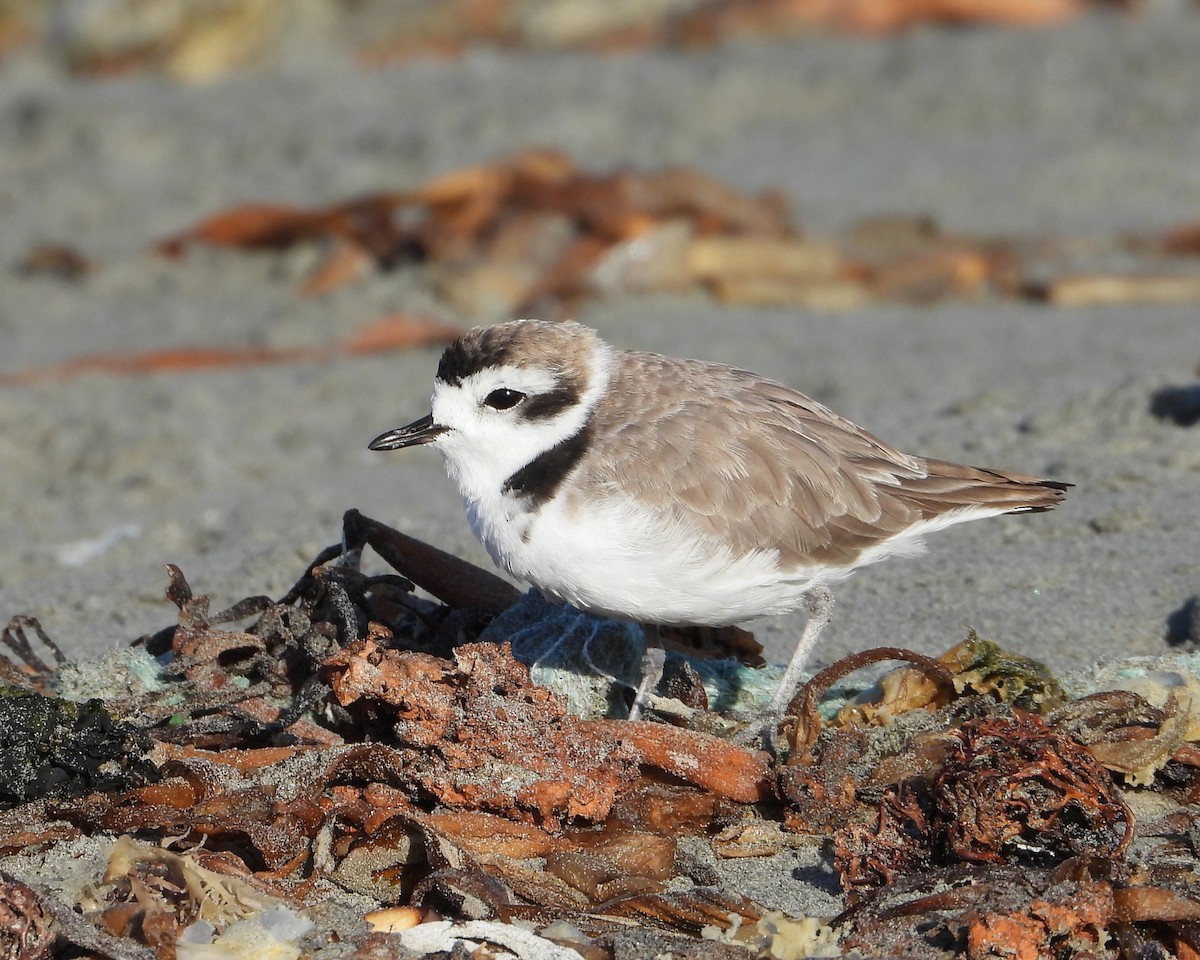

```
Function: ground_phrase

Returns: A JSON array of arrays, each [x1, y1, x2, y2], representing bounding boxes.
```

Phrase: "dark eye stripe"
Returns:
[[520, 386, 580, 421]]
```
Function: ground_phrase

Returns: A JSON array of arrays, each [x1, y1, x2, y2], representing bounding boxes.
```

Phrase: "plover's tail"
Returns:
[[903, 460, 1070, 518]]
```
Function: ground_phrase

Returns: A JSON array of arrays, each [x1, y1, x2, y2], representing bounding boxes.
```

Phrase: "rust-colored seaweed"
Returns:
[[7, 511, 1200, 960]]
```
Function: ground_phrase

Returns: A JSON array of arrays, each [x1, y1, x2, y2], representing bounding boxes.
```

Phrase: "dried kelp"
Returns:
[[833, 712, 1133, 889], [0, 615, 66, 692], [0, 689, 156, 810], [144, 151, 1200, 324], [9, 144, 1200, 392], [323, 636, 642, 826], [14, 0, 1127, 83], [0, 874, 55, 960], [836, 855, 1200, 960], [4, 511, 1200, 960]]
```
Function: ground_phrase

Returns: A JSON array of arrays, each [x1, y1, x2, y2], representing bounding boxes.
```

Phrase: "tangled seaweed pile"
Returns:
[[3, 510, 1200, 959]]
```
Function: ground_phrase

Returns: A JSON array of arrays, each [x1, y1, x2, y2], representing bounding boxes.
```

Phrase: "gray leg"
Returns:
[[765, 585, 835, 717], [627, 623, 666, 721]]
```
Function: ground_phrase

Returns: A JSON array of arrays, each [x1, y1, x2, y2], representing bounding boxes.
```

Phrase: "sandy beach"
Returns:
[[2, 10, 1198, 675], [1, 4, 1199, 950]]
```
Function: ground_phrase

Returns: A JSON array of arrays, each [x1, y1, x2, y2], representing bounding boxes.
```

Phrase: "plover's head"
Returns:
[[369, 319, 612, 498]]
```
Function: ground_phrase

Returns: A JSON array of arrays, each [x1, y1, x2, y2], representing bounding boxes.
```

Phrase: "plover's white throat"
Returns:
[[369, 319, 1068, 722]]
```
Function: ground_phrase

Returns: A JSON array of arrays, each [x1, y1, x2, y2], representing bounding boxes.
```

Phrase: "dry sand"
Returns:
[[2, 10, 1198, 675]]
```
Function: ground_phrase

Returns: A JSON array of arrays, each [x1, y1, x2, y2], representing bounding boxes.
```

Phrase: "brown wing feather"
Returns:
[[581, 352, 1066, 569]]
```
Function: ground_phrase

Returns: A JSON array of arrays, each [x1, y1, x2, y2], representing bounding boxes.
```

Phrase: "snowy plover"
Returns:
[[370, 319, 1067, 721]]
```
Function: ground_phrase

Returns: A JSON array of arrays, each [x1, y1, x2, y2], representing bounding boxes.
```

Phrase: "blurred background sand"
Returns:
[[0, 0, 1198, 678]]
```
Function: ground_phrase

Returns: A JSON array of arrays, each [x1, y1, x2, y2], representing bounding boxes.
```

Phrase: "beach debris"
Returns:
[[322, 635, 641, 826], [1158, 217, 1200, 256], [18, 0, 1124, 82], [0, 875, 55, 960], [176, 904, 313, 960], [588, 719, 773, 804], [154, 149, 797, 311], [712, 819, 791, 859], [342, 508, 520, 615], [833, 631, 1066, 730], [1031, 273, 1200, 307], [388, 918, 588, 960], [356, 0, 1095, 63], [0, 689, 156, 810], [835, 854, 1200, 959], [784, 645, 957, 755], [833, 712, 1133, 889], [149, 150, 1200, 322], [1150, 384, 1200, 427], [6, 512, 1200, 958], [54, 523, 144, 567], [1167, 595, 1200, 648], [91, 836, 289, 943], [1, 614, 66, 692], [16, 243, 94, 280], [1050, 689, 1196, 788], [8, 148, 1200, 390], [0, 313, 464, 387]]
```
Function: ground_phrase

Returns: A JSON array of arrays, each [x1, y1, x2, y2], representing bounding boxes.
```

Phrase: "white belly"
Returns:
[[467, 490, 831, 626]]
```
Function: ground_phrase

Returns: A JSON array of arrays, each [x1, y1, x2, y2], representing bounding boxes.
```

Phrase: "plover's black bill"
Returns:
[[368, 414, 448, 451]]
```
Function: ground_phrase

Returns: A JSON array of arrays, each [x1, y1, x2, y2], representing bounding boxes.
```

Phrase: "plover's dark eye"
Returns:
[[483, 388, 525, 410]]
